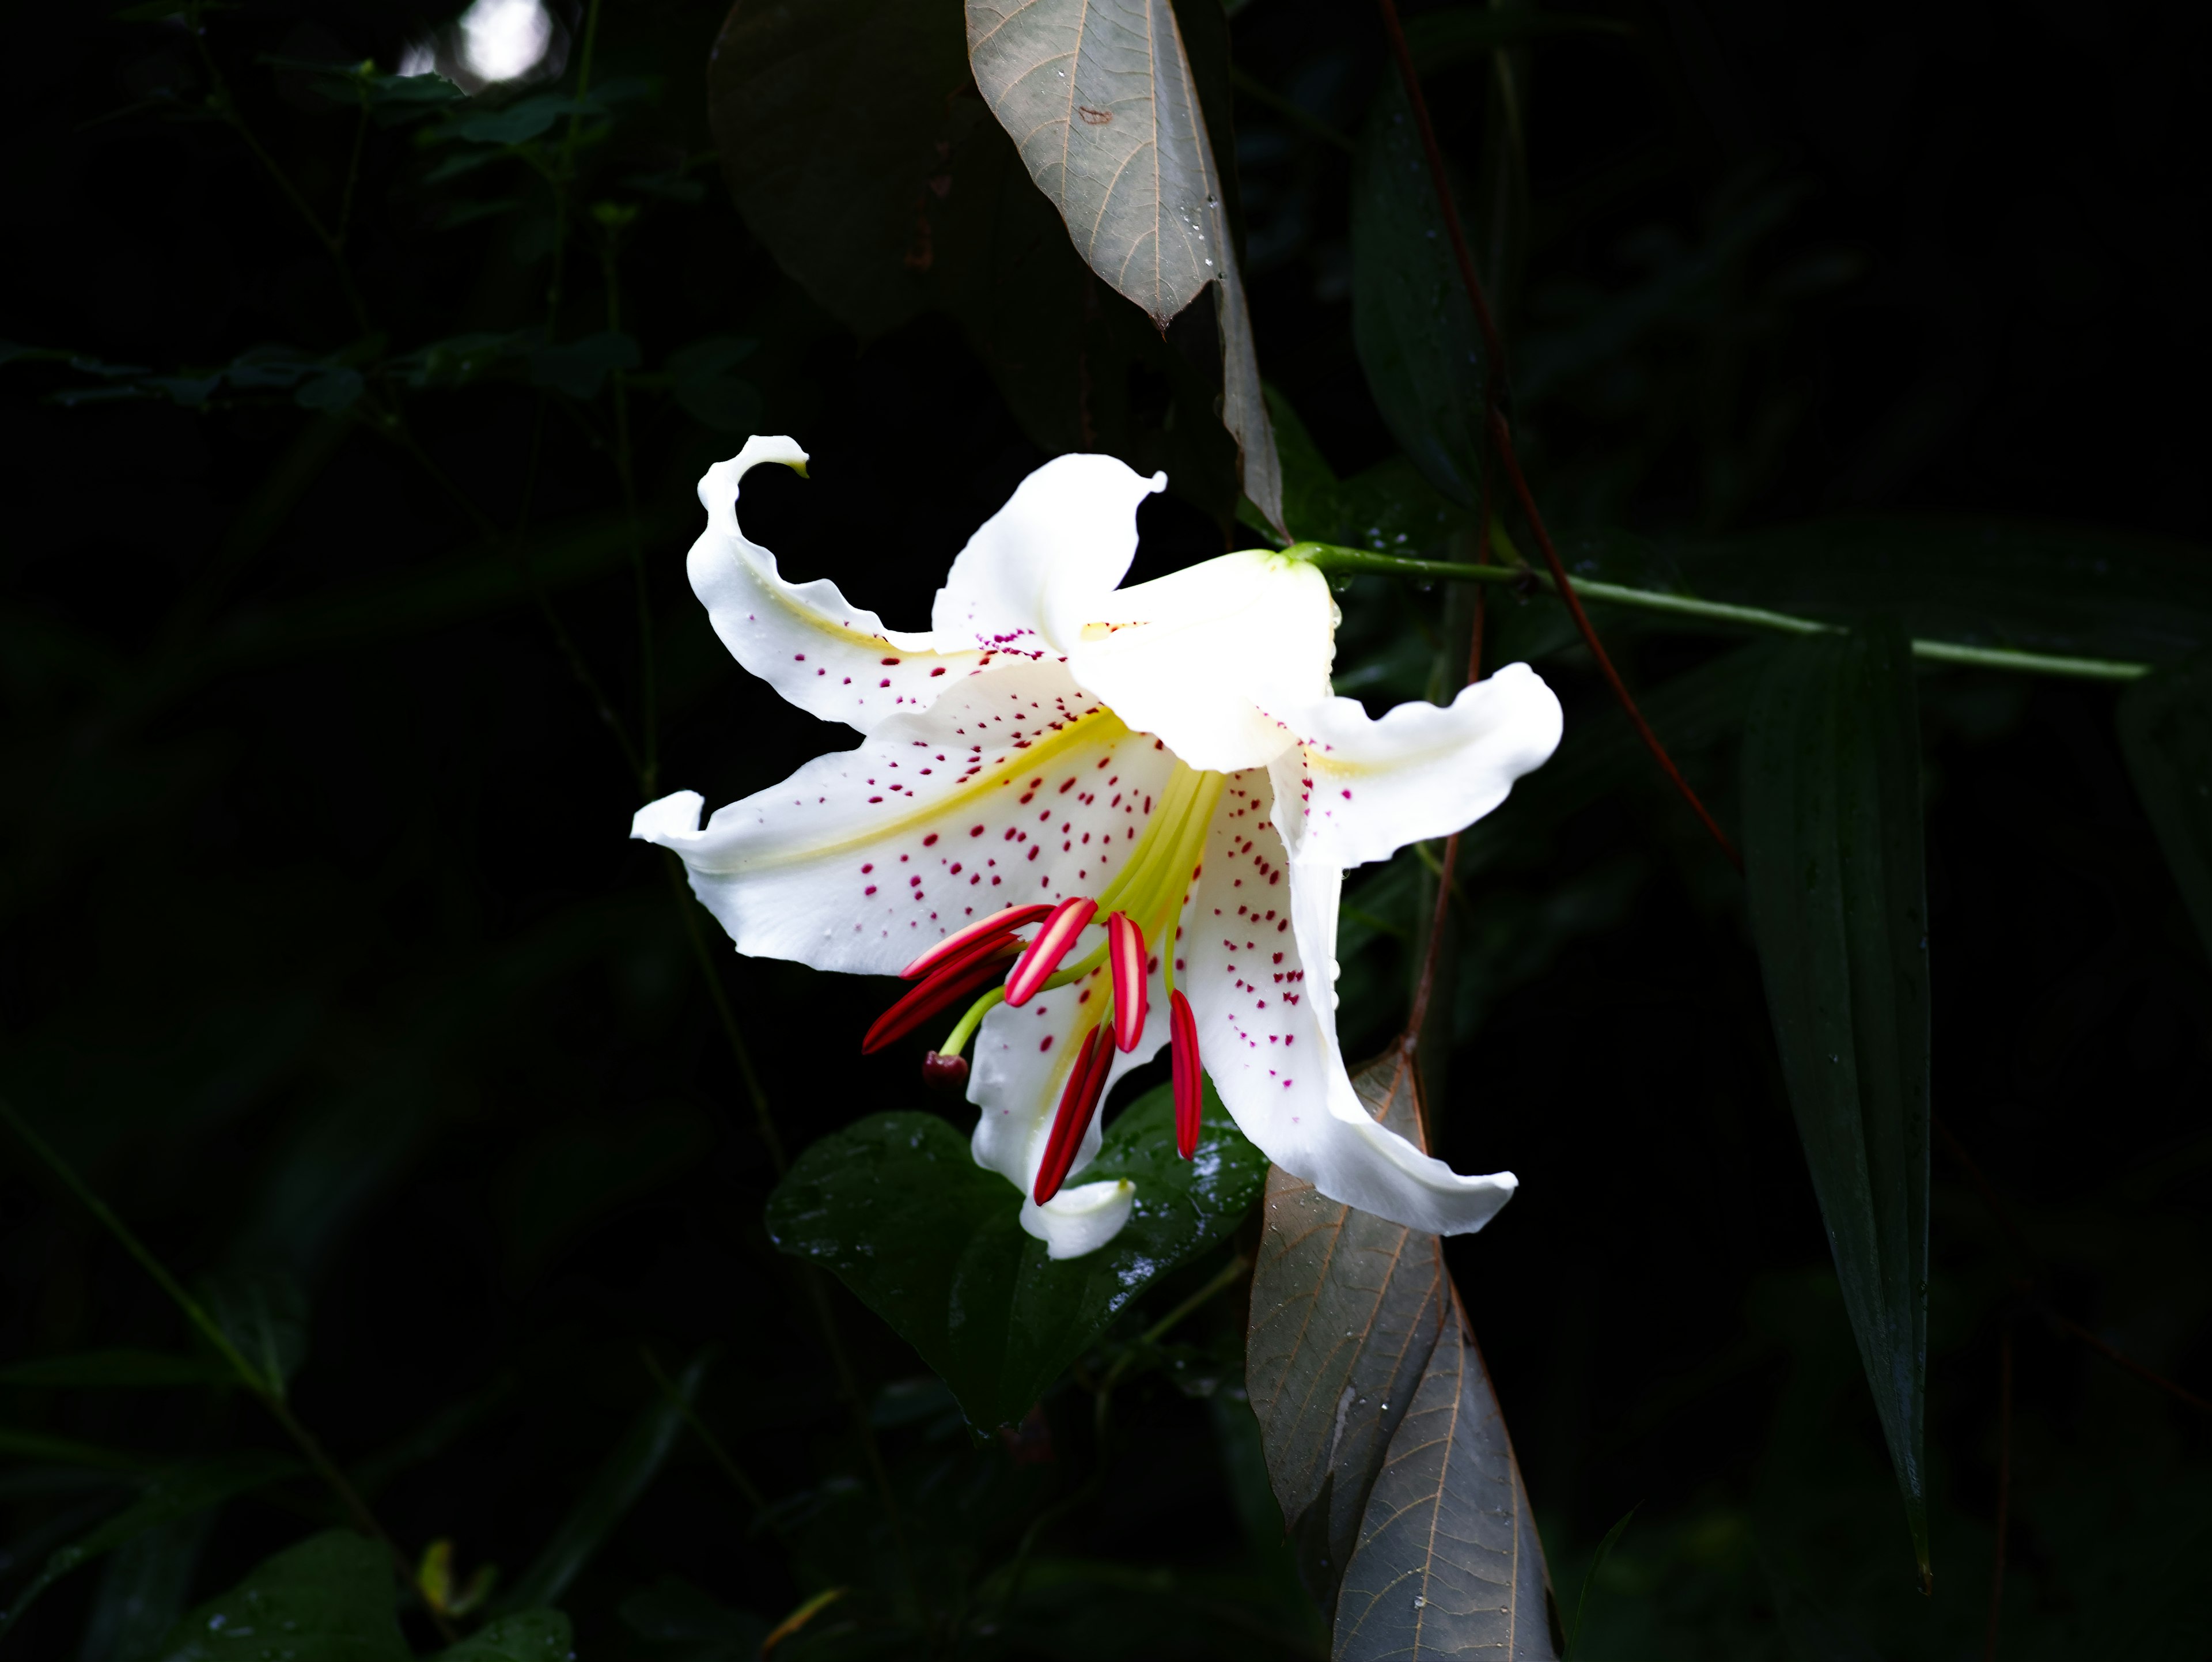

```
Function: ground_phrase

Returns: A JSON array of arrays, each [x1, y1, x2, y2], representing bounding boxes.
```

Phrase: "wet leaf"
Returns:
[[528, 331, 639, 401], [198, 1264, 308, 1396], [1353, 75, 1491, 509], [0, 1453, 300, 1636], [2118, 657, 2212, 965], [1741, 622, 1931, 1579], [965, 0, 1222, 329], [429, 1610, 573, 1661], [494, 1353, 707, 1613], [767, 1084, 1267, 1429], [78, 1512, 213, 1662], [148, 1530, 407, 1662], [964, 0, 1283, 531], [1333, 1294, 1558, 1661], [1245, 1046, 1450, 1616]]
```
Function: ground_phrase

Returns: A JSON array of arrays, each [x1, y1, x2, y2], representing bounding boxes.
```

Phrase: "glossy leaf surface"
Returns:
[[2118, 658, 2212, 964], [767, 1084, 1266, 1429], [429, 1611, 574, 1661], [1741, 622, 1932, 1577], [149, 1530, 407, 1662]]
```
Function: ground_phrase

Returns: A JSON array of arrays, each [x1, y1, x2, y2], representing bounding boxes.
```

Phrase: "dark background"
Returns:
[[3, 1, 2207, 1657]]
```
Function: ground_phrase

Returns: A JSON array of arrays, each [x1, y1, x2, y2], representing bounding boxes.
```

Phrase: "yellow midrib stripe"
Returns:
[[732, 706, 1130, 872]]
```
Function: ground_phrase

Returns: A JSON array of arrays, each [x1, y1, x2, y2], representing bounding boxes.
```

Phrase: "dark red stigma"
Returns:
[[921, 1051, 969, 1093]]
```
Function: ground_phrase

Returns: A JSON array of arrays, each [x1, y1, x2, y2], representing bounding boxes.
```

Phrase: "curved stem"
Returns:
[[1286, 542, 2153, 683]]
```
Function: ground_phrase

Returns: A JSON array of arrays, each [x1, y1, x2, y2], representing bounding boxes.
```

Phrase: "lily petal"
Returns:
[[1020, 1178, 1137, 1260], [931, 454, 1165, 656], [692, 437, 976, 733], [1068, 551, 1337, 773], [634, 657, 1176, 976], [1181, 768, 1518, 1236], [1281, 663, 1564, 870]]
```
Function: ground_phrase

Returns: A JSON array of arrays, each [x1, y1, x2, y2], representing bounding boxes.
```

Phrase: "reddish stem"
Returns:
[[1488, 414, 1743, 868]]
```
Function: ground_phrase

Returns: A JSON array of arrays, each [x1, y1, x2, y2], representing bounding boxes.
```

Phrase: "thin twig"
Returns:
[[1489, 414, 1743, 867], [661, 855, 785, 1173], [641, 1346, 771, 1516], [0, 1099, 457, 1644]]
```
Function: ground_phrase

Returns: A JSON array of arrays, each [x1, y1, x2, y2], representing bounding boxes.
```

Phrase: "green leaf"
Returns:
[[494, 1353, 707, 1612], [618, 1576, 770, 1657], [0, 1427, 152, 1471], [1352, 75, 1490, 509], [2118, 658, 2212, 965], [294, 367, 364, 412], [528, 331, 639, 401], [667, 336, 762, 436], [429, 1610, 574, 1660], [79, 1513, 213, 1662], [1672, 516, 2212, 667], [707, 0, 969, 338], [1740, 622, 1932, 1580], [767, 1084, 1267, 1429], [450, 93, 600, 147], [0, 1452, 300, 1634], [0, 1349, 235, 1389], [1244, 1047, 1450, 1616], [1332, 1294, 1558, 1661], [149, 1530, 408, 1662], [199, 1263, 308, 1396]]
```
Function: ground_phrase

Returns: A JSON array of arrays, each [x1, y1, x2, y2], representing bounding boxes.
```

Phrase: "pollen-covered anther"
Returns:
[[1107, 913, 1147, 1052], [900, 902, 1052, 980], [862, 942, 1021, 1054], [1170, 989, 1202, 1158], [1005, 896, 1098, 1005], [1032, 1023, 1113, 1205]]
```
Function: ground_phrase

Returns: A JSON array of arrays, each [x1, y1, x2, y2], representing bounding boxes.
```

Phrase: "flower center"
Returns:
[[864, 759, 1226, 1195]]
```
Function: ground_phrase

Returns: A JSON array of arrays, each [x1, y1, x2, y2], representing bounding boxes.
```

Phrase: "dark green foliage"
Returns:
[[767, 1086, 1267, 1429], [1742, 624, 1931, 1576], [5, 1, 2208, 1659]]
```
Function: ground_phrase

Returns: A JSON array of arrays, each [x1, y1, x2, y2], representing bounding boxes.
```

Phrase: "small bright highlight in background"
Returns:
[[399, 0, 565, 93]]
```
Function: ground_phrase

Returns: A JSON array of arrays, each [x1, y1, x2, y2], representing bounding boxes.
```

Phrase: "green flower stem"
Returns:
[[1283, 541, 2153, 683], [0, 1097, 457, 1645]]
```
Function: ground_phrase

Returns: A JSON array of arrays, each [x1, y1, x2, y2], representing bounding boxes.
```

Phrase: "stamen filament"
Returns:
[[1094, 764, 1200, 913], [937, 984, 1006, 1059]]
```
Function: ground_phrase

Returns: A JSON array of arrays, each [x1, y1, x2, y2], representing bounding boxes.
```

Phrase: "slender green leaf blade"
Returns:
[[0, 1453, 301, 1636], [2118, 658, 2212, 964], [1245, 1047, 1451, 1616], [1353, 76, 1490, 508], [1333, 1295, 1558, 1660], [1740, 622, 1932, 1578], [149, 1530, 408, 1662], [767, 1084, 1266, 1429], [495, 1355, 706, 1613], [78, 1513, 213, 1662]]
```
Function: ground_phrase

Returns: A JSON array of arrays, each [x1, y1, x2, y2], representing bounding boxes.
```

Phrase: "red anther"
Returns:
[[921, 1051, 970, 1094], [1032, 1024, 1112, 1205], [1107, 913, 1148, 1053], [1171, 990, 1202, 1158], [900, 903, 1054, 980], [1004, 896, 1098, 1006], [862, 944, 1019, 1055]]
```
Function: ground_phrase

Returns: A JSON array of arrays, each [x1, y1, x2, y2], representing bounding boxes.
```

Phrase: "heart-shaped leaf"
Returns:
[[1741, 621, 1932, 1581], [767, 1084, 1266, 1429]]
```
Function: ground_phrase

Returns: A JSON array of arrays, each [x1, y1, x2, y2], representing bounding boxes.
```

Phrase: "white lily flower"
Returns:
[[634, 437, 1565, 1260]]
